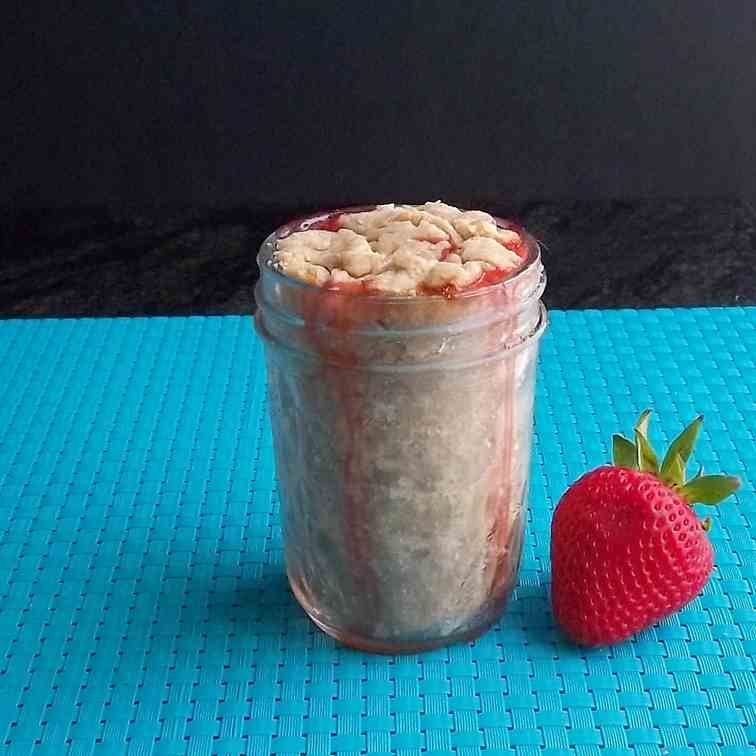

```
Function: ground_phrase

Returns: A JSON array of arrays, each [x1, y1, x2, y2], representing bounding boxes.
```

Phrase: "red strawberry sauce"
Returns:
[[294, 208, 525, 610], [300, 274, 381, 607], [310, 213, 344, 232]]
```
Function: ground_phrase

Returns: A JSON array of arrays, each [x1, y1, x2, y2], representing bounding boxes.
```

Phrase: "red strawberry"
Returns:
[[551, 410, 740, 647]]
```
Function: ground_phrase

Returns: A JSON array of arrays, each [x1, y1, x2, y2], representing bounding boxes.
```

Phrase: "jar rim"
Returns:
[[257, 205, 542, 304]]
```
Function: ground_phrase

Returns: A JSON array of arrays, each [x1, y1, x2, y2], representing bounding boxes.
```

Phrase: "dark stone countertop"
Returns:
[[1, 199, 754, 317]]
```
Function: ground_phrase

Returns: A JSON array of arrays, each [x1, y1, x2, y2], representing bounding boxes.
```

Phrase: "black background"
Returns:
[[1, 2, 755, 315], [3, 1, 756, 209]]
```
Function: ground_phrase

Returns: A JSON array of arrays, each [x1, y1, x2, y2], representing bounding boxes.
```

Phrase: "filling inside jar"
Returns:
[[259, 202, 542, 647]]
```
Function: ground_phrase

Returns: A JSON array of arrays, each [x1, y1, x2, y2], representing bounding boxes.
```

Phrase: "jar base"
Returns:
[[290, 575, 509, 654]]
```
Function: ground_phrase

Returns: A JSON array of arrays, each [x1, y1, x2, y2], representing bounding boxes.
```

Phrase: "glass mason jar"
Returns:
[[255, 208, 547, 653]]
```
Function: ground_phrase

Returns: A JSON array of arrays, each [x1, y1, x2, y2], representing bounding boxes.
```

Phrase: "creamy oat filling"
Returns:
[[271, 201, 525, 296]]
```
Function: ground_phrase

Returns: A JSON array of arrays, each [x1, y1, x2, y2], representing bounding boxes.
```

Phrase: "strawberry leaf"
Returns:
[[660, 452, 685, 488], [612, 434, 638, 468], [634, 409, 652, 439], [635, 431, 658, 473], [634, 431, 658, 473], [660, 415, 703, 480], [633, 409, 658, 473], [679, 474, 741, 505]]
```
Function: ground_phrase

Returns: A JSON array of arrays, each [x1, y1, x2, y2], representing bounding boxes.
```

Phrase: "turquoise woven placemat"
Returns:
[[0, 309, 753, 755]]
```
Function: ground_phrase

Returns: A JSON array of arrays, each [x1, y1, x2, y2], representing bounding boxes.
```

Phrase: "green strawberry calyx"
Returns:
[[612, 410, 741, 519]]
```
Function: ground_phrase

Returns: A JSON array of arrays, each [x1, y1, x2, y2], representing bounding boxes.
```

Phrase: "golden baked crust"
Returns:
[[272, 201, 525, 296]]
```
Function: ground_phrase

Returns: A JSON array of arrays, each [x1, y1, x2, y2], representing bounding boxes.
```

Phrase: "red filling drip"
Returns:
[[309, 212, 343, 232], [510, 239, 526, 259], [301, 287, 381, 608], [421, 237, 522, 299], [470, 266, 514, 289]]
